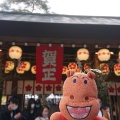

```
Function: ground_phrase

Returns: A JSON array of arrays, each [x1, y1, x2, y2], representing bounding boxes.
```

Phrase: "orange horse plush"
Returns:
[[50, 70, 107, 120]]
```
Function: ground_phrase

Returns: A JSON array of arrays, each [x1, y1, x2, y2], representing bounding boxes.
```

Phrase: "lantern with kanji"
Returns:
[[68, 62, 77, 71], [62, 66, 68, 74], [100, 63, 110, 75], [77, 48, 89, 61], [5, 61, 15, 71], [8, 46, 22, 59], [16, 66, 24, 74], [20, 61, 31, 71], [114, 64, 120, 76], [97, 49, 111, 61], [31, 65, 36, 74]]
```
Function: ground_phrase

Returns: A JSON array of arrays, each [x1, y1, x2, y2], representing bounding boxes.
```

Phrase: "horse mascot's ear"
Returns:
[[50, 70, 108, 120]]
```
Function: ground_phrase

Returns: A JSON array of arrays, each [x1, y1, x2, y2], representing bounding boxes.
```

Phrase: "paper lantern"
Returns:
[[8, 46, 22, 59], [114, 64, 120, 76], [68, 62, 77, 71], [75, 67, 81, 73], [5, 61, 14, 71], [97, 49, 111, 61], [62, 66, 68, 74], [16, 66, 24, 74], [100, 63, 110, 75], [77, 48, 89, 61], [20, 61, 31, 71], [31, 65, 36, 74]]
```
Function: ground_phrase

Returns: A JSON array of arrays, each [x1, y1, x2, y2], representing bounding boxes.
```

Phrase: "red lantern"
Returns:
[[68, 62, 77, 71], [20, 61, 31, 71], [31, 65, 36, 74], [114, 64, 120, 76], [16, 66, 24, 74], [100, 63, 110, 75], [75, 68, 81, 73], [5, 61, 14, 71], [62, 66, 68, 74]]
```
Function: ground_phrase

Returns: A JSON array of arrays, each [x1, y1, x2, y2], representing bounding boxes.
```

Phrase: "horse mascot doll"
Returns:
[[50, 70, 107, 120]]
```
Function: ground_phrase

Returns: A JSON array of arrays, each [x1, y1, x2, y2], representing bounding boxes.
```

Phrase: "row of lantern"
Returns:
[[77, 48, 120, 76], [8, 46, 114, 62], [4, 61, 89, 75], [5, 61, 36, 74], [77, 48, 112, 61], [7, 46, 36, 74], [7, 46, 120, 76], [62, 62, 110, 75], [5, 60, 120, 76], [62, 62, 91, 74], [62, 62, 120, 76]]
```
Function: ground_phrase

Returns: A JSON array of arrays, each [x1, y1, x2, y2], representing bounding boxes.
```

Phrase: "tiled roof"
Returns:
[[0, 12, 120, 25]]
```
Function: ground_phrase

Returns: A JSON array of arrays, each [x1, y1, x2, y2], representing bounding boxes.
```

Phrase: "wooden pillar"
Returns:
[[0, 51, 4, 109], [0, 51, 2, 99], [11, 78, 18, 95], [11, 61, 18, 96], [94, 54, 100, 69], [0, 51, 2, 63]]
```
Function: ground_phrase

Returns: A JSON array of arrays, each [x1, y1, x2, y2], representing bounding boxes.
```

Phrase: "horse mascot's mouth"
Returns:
[[66, 105, 91, 119]]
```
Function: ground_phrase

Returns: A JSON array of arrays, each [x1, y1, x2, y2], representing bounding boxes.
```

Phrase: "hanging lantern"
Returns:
[[68, 62, 77, 71], [75, 67, 81, 73], [77, 48, 89, 61], [20, 61, 31, 71], [31, 65, 36, 74], [8, 46, 22, 59], [114, 64, 120, 76], [97, 49, 111, 61], [62, 66, 68, 74], [100, 63, 110, 75], [84, 64, 91, 72], [5, 61, 15, 71], [16, 66, 24, 74]]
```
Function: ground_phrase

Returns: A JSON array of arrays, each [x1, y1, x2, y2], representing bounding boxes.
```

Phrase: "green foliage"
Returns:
[[94, 73, 111, 107], [0, 0, 49, 13]]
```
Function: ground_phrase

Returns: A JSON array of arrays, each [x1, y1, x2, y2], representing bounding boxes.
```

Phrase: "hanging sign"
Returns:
[[36, 46, 64, 84], [24, 80, 34, 94], [54, 81, 63, 94], [34, 81, 43, 94], [108, 83, 116, 96], [44, 84, 54, 94], [116, 83, 120, 96]]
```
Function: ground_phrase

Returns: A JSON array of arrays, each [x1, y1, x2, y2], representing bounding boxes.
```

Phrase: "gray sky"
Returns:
[[48, 0, 120, 16], [1, 0, 120, 17]]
